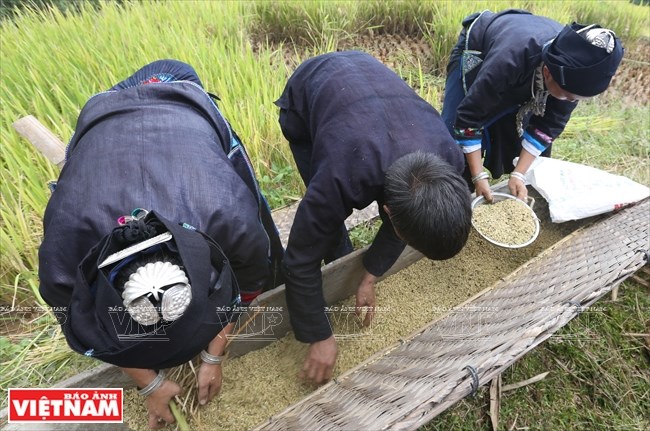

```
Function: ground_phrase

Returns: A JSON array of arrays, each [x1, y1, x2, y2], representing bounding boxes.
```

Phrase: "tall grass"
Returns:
[[0, 0, 648, 403], [251, 0, 649, 72], [0, 0, 295, 308]]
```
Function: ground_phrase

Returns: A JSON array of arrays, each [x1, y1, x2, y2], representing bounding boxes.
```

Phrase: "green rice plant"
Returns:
[[354, 0, 435, 36], [169, 400, 190, 431], [252, 0, 357, 45], [555, 99, 650, 186], [575, 0, 650, 40]]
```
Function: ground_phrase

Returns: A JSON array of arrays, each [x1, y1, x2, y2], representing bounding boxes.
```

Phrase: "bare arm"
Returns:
[[197, 323, 235, 405], [121, 367, 180, 429]]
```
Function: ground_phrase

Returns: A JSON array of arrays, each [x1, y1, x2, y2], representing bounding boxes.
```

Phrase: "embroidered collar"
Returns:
[[516, 65, 549, 137]]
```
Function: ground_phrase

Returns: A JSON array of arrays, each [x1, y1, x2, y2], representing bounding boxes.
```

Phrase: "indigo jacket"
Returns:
[[39, 82, 272, 308], [275, 51, 464, 342]]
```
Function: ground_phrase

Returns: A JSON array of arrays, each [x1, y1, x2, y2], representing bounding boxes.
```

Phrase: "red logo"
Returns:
[[8, 388, 123, 423]]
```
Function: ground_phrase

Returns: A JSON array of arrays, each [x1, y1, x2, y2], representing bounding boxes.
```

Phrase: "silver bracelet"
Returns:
[[201, 350, 225, 365], [471, 171, 490, 184], [510, 171, 527, 183], [138, 370, 165, 397]]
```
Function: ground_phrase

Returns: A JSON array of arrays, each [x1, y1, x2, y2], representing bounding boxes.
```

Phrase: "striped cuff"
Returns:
[[521, 131, 547, 157], [456, 139, 482, 154]]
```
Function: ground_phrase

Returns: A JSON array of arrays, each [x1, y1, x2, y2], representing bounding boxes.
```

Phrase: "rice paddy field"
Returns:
[[1, 1, 649, 430]]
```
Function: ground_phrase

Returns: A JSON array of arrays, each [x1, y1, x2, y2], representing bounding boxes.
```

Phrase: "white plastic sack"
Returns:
[[523, 157, 650, 223]]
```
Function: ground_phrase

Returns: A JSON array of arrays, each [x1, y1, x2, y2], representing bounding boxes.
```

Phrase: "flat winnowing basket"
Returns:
[[255, 199, 649, 431]]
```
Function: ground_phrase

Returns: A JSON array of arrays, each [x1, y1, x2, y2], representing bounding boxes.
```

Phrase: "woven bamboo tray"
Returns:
[[253, 198, 649, 431]]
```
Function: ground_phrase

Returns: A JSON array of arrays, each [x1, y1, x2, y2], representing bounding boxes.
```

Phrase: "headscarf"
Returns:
[[542, 23, 624, 97]]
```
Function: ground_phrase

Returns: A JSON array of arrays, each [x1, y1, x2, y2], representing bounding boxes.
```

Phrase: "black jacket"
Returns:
[[275, 51, 464, 342], [39, 82, 271, 308]]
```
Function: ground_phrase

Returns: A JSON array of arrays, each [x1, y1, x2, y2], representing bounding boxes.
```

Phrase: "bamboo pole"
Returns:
[[13, 115, 66, 168]]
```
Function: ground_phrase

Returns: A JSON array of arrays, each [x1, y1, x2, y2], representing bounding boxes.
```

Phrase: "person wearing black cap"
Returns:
[[441, 9, 624, 202], [275, 51, 472, 385], [38, 60, 284, 429]]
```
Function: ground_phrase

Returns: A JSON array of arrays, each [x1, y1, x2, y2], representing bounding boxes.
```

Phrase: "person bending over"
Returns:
[[275, 51, 472, 385], [38, 60, 283, 429], [441, 9, 623, 201]]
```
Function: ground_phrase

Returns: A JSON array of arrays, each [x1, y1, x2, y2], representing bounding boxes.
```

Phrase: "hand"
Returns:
[[355, 276, 376, 327], [474, 178, 493, 203], [145, 379, 181, 429], [197, 362, 223, 406], [300, 336, 337, 385], [508, 176, 528, 201]]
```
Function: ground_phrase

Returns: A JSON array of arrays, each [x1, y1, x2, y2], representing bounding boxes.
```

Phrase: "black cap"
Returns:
[[542, 23, 624, 97], [62, 211, 239, 369]]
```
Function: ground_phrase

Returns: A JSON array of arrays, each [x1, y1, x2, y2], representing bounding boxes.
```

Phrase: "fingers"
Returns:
[[319, 362, 334, 383], [358, 295, 375, 327], [148, 413, 162, 430], [355, 278, 377, 327], [209, 379, 222, 400], [508, 179, 524, 200], [199, 381, 221, 406], [314, 364, 327, 384], [147, 406, 174, 429], [198, 380, 209, 406], [355, 301, 374, 327], [305, 357, 318, 382], [363, 304, 375, 327], [514, 183, 528, 200], [354, 296, 363, 319], [198, 365, 222, 406], [144, 380, 180, 429], [483, 188, 493, 203], [303, 358, 333, 384], [508, 175, 528, 200], [159, 406, 175, 425], [477, 180, 493, 203], [518, 183, 528, 200], [301, 339, 337, 385]]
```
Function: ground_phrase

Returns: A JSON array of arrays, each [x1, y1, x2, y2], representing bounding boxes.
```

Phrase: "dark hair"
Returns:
[[384, 152, 471, 260], [113, 249, 184, 291]]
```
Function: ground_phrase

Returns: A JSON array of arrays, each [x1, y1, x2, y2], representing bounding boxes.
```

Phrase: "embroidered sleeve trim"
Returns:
[[454, 127, 483, 139]]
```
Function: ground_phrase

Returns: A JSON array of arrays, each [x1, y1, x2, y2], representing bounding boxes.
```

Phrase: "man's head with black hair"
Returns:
[[384, 152, 472, 260]]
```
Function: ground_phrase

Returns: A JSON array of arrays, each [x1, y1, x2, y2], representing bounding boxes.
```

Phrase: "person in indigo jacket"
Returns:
[[441, 9, 624, 201], [275, 51, 472, 385], [38, 60, 283, 429]]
